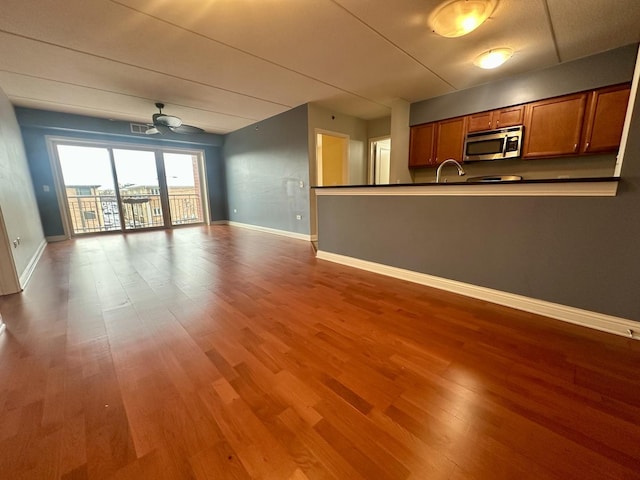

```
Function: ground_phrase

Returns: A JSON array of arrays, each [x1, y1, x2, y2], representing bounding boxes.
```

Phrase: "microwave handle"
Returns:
[[502, 135, 508, 157]]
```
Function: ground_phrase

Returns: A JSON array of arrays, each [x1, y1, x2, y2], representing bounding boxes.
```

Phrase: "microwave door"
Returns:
[[466, 136, 505, 160]]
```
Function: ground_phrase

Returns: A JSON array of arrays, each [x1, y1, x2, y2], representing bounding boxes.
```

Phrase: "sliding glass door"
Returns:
[[57, 144, 121, 234], [113, 149, 165, 231], [54, 141, 207, 236], [163, 152, 205, 226]]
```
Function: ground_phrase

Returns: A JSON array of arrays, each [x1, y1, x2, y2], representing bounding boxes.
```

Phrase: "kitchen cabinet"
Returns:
[[408, 82, 630, 168], [467, 105, 524, 133], [522, 93, 588, 158], [409, 116, 466, 167], [581, 83, 631, 154], [409, 122, 435, 167], [434, 116, 467, 164]]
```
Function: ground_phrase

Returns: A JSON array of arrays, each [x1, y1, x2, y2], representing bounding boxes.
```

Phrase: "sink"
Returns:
[[466, 175, 523, 183]]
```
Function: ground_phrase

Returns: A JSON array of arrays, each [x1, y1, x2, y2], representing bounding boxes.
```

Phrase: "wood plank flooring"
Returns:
[[1, 226, 639, 480]]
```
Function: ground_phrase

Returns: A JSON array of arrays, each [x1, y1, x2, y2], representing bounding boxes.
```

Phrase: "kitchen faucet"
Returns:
[[436, 159, 465, 183]]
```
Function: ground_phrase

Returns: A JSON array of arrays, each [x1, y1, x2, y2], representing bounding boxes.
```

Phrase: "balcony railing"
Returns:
[[66, 193, 203, 234]]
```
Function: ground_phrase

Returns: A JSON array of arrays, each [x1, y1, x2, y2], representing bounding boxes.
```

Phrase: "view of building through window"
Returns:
[[56, 143, 206, 235]]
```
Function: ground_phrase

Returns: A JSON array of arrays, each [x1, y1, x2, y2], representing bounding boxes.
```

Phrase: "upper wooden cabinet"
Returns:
[[467, 105, 524, 133], [409, 122, 435, 167], [434, 116, 467, 164], [581, 84, 631, 154], [408, 83, 630, 168], [522, 93, 588, 158], [409, 116, 467, 168]]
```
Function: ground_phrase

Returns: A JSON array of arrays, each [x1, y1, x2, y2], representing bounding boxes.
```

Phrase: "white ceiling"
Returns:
[[0, 0, 638, 134]]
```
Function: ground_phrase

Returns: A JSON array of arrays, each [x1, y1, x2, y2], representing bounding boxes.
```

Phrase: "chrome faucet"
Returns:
[[436, 159, 465, 183]]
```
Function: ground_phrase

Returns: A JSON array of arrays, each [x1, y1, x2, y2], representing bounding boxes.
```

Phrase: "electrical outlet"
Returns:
[[296, 215, 302, 220], [299, 180, 304, 188], [233, 208, 237, 213]]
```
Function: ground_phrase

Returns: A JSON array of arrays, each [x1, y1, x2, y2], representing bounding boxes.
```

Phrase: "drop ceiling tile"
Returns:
[[547, 0, 640, 61]]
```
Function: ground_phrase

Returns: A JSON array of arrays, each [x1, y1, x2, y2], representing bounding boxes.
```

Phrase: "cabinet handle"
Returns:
[[585, 142, 590, 151], [573, 143, 578, 152], [488, 122, 491, 129], [496, 120, 500, 127]]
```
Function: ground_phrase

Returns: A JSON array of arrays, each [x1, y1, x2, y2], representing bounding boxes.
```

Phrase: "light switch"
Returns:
[[43, 185, 50, 192]]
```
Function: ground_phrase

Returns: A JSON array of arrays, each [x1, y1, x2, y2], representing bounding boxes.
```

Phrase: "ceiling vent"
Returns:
[[130, 123, 149, 134]]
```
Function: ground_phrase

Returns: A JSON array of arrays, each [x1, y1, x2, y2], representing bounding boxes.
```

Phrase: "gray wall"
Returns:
[[0, 89, 45, 294], [16, 108, 227, 237], [318, 49, 640, 322], [224, 104, 311, 235], [367, 116, 391, 140]]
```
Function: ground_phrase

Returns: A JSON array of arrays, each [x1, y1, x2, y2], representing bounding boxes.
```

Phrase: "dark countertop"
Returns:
[[312, 177, 620, 189]]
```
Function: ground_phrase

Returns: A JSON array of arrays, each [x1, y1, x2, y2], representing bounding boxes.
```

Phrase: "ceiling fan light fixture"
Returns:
[[148, 103, 203, 135], [474, 47, 513, 69], [155, 114, 182, 128], [430, 0, 497, 38]]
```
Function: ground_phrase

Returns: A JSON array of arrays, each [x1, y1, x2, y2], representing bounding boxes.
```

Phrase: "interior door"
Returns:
[[373, 138, 391, 184]]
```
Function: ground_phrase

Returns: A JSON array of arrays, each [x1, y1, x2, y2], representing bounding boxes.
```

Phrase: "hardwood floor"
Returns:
[[1, 226, 639, 480]]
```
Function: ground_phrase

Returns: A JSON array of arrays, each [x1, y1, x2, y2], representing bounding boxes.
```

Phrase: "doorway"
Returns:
[[369, 137, 391, 185], [53, 140, 208, 237], [316, 132, 349, 186]]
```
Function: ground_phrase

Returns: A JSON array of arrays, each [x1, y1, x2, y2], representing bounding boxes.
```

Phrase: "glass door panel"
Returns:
[[57, 144, 121, 235], [113, 149, 165, 230], [163, 153, 205, 226]]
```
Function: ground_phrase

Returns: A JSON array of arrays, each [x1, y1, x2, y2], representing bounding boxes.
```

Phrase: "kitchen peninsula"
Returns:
[[313, 43, 640, 340]]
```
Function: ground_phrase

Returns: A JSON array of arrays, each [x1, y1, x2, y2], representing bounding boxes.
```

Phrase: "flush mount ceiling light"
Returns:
[[430, 0, 497, 38], [474, 47, 513, 69]]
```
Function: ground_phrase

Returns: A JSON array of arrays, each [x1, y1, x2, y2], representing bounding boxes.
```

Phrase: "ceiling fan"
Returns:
[[145, 102, 204, 135]]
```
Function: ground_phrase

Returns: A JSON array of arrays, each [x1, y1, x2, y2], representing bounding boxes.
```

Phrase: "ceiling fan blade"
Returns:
[[146, 124, 172, 135], [169, 124, 204, 134]]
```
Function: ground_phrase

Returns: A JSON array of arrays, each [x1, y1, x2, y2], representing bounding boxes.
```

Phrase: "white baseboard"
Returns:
[[227, 221, 312, 241], [316, 250, 639, 341], [46, 235, 68, 242], [19, 239, 47, 289]]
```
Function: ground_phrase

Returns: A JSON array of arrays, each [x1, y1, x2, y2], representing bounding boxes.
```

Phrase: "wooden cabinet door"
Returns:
[[467, 112, 492, 133], [493, 105, 524, 129], [522, 93, 587, 158], [582, 84, 630, 154], [435, 116, 467, 164], [409, 123, 435, 168], [467, 105, 523, 133]]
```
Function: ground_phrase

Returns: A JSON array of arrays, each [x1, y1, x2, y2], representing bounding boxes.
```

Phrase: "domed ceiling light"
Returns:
[[474, 47, 514, 69], [430, 0, 497, 38]]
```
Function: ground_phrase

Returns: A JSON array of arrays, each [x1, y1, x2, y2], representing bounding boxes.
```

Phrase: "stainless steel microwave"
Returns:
[[464, 125, 523, 162]]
